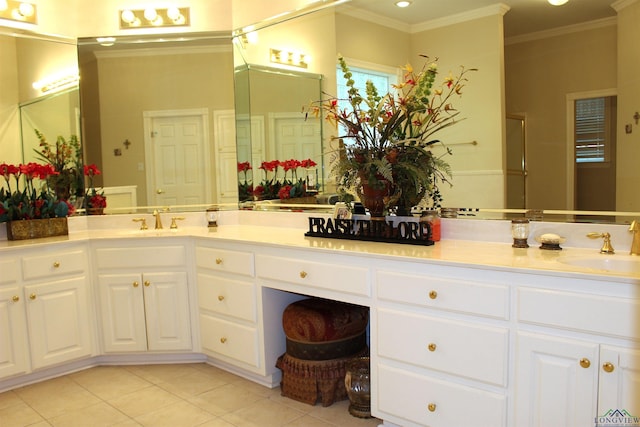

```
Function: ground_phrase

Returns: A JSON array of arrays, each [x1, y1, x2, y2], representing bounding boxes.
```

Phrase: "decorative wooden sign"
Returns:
[[305, 217, 434, 246]]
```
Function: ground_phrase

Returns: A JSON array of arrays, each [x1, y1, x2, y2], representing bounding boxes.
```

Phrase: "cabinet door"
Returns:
[[0, 287, 29, 378], [98, 273, 147, 352], [598, 345, 640, 419], [515, 332, 599, 427], [24, 277, 92, 370], [142, 272, 192, 351]]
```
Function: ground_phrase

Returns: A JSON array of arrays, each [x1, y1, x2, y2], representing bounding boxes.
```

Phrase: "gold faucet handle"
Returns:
[[170, 217, 185, 229], [132, 218, 148, 230], [587, 232, 615, 254]]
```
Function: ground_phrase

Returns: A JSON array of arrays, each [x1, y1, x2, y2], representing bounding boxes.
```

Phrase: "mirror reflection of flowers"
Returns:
[[307, 54, 476, 215], [33, 129, 83, 201], [84, 164, 106, 210], [237, 161, 253, 202], [0, 162, 74, 223], [245, 158, 319, 200]]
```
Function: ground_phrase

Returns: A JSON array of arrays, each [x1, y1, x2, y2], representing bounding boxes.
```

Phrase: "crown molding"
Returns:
[[410, 3, 510, 34], [611, 0, 639, 12], [337, 5, 411, 33], [505, 16, 617, 46]]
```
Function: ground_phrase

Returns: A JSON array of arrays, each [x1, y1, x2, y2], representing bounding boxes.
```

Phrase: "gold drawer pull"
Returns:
[[579, 358, 591, 369], [144, 280, 151, 287], [218, 295, 225, 301], [429, 290, 438, 300], [215, 258, 223, 265], [53, 261, 60, 268], [428, 403, 437, 412], [299, 271, 308, 278], [220, 337, 227, 344], [603, 362, 615, 373], [428, 343, 437, 352], [29, 293, 36, 300], [12, 295, 20, 302], [133, 281, 139, 288]]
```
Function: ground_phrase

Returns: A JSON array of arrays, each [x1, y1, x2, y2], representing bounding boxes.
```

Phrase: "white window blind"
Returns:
[[575, 97, 607, 163]]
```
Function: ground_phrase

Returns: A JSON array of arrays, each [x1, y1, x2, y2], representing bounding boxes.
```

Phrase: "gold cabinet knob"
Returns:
[[53, 261, 60, 268], [603, 362, 615, 373], [144, 280, 151, 287], [428, 343, 437, 352], [218, 295, 225, 301], [215, 258, 223, 265], [579, 358, 591, 369], [29, 293, 36, 300], [12, 295, 19, 302], [133, 281, 139, 287], [299, 271, 308, 278], [429, 290, 438, 300], [220, 337, 227, 344], [428, 403, 437, 412]]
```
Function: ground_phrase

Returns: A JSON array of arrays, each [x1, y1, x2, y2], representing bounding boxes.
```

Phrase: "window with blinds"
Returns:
[[575, 97, 612, 163]]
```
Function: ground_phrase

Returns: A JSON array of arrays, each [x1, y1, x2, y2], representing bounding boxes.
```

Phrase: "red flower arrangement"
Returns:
[[84, 164, 107, 210], [249, 158, 318, 200], [0, 162, 74, 222]]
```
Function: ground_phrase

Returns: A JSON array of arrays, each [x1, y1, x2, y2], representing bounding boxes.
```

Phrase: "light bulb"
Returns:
[[143, 8, 157, 22], [547, 0, 568, 5], [166, 7, 181, 21], [0, 0, 8, 11], [395, 1, 412, 7], [121, 9, 135, 23], [18, 2, 34, 17]]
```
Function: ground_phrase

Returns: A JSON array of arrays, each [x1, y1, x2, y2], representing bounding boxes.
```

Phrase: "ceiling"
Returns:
[[346, 0, 618, 38]]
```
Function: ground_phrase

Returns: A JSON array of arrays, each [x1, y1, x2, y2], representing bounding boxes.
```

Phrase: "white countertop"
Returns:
[[1, 211, 638, 284]]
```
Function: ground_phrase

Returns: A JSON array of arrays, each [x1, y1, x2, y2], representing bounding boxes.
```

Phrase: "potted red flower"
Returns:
[[84, 164, 106, 214]]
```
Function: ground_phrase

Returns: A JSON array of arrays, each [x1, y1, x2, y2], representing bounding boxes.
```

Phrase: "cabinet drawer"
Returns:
[[199, 314, 259, 368], [197, 272, 256, 322], [377, 270, 508, 319], [377, 308, 508, 386], [377, 363, 507, 427], [0, 258, 18, 285], [95, 246, 186, 270], [22, 249, 87, 281], [518, 287, 639, 339], [195, 246, 254, 277], [256, 254, 369, 296]]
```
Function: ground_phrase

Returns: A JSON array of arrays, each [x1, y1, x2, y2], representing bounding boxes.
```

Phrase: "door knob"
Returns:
[[156, 189, 164, 194], [603, 362, 615, 373]]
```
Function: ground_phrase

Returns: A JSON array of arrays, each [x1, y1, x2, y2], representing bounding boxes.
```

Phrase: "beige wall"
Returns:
[[88, 48, 234, 205], [0, 35, 20, 165], [505, 24, 617, 210], [616, 0, 640, 213]]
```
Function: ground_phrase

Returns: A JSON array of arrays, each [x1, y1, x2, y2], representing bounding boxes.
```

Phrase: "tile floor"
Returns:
[[0, 363, 382, 427]]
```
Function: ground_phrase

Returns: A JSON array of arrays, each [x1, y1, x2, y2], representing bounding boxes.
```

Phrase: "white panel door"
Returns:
[[0, 287, 29, 378], [515, 332, 599, 427], [25, 277, 93, 369], [270, 113, 321, 163], [598, 346, 640, 419]]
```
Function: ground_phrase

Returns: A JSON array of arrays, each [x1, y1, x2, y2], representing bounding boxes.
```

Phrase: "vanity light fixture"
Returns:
[[119, 6, 190, 29], [32, 68, 80, 95], [395, 1, 412, 7], [0, 0, 37, 24], [547, 0, 569, 5], [270, 48, 309, 69]]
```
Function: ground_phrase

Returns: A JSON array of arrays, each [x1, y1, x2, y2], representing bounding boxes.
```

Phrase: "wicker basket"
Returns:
[[5, 218, 68, 241]]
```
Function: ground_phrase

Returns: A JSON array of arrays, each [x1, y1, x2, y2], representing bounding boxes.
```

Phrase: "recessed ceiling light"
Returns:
[[548, 0, 569, 5], [395, 1, 412, 8]]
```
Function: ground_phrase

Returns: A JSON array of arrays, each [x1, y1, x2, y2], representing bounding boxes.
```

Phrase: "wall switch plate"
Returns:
[[625, 124, 632, 134]]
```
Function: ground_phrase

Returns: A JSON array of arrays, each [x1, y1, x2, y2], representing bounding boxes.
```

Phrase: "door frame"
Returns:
[[143, 108, 212, 207], [565, 88, 616, 210]]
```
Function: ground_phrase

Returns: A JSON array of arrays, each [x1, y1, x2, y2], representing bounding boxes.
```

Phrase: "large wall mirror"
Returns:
[[231, 0, 640, 222], [77, 32, 233, 210]]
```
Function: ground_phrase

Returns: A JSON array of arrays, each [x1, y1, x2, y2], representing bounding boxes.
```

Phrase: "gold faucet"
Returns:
[[630, 220, 640, 255], [587, 232, 615, 254], [153, 209, 163, 230]]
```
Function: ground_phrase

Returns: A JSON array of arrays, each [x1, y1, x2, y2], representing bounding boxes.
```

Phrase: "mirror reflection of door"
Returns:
[[143, 109, 211, 206], [574, 96, 617, 213], [506, 115, 526, 209]]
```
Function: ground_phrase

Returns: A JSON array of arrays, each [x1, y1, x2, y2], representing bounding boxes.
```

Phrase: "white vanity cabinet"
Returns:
[[374, 264, 510, 427], [0, 243, 94, 379], [93, 242, 192, 353], [515, 280, 640, 426]]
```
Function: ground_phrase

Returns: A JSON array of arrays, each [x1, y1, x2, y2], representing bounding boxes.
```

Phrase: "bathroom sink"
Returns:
[[558, 255, 640, 274]]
